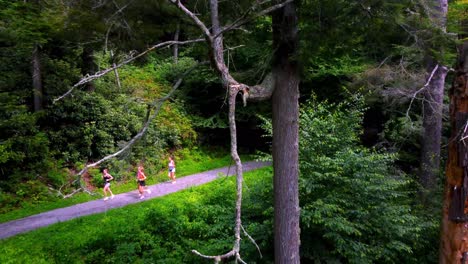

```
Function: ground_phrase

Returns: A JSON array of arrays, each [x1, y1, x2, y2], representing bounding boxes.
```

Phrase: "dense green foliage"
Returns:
[[298, 98, 431, 263], [259, 96, 435, 262]]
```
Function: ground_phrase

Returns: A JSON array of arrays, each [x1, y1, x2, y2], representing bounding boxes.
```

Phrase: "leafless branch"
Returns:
[[49, 180, 95, 199], [405, 64, 439, 119], [53, 39, 204, 103], [216, 0, 293, 38], [398, 22, 421, 47], [92, 0, 109, 9], [48, 185, 82, 198], [107, 0, 136, 23], [104, 22, 114, 53], [460, 121, 468, 144], [241, 225, 263, 259], [377, 56, 391, 68], [191, 249, 234, 263], [167, 0, 212, 40]]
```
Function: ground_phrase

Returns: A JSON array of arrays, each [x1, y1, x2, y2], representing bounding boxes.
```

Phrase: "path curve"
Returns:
[[0, 161, 271, 240]]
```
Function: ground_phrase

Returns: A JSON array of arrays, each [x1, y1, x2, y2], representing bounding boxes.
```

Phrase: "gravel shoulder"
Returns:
[[0, 161, 271, 240]]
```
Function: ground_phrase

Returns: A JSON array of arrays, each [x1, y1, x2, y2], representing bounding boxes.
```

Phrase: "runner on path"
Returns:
[[137, 165, 151, 199], [102, 169, 115, 201], [168, 156, 176, 183]]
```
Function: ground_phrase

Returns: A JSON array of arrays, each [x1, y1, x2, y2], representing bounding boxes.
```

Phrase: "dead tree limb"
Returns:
[[216, 0, 294, 38], [53, 39, 204, 103], [168, 0, 212, 39], [405, 63, 440, 120], [241, 224, 263, 259]]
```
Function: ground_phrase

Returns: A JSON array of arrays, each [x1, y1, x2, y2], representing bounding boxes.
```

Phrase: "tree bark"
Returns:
[[272, 1, 300, 263], [420, 62, 447, 190], [439, 13, 468, 264], [173, 23, 180, 64], [110, 50, 121, 90], [81, 46, 97, 92], [32, 45, 43, 112], [420, 0, 448, 190]]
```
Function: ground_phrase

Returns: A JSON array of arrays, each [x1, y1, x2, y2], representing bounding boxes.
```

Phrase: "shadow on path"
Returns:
[[0, 161, 271, 240]]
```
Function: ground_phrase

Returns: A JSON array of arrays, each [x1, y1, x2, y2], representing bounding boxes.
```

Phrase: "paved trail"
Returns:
[[0, 161, 270, 240]]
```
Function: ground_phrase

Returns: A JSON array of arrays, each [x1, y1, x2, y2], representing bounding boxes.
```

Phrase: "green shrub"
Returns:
[[298, 98, 426, 263], [0, 191, 19, 214], [88, 167, 103, 188]]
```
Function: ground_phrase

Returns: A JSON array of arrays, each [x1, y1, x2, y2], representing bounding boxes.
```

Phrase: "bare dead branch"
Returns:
[[405, 64, 440, 119], [237, 254, 247, 264], [107, 0, 136, 23], [110, 50, 122, 89], [63, 188, 84, 198], [92, 0, 109, 9], [217, 0, 294, 38], [191, 249, 234, 263], [167, 0, 212, 40], [49, 180, 95, 199], [241, 225, 263, 259], [48, 185, 83, 198], [53, 39, 204, 103], [104, 22, 114, 53]]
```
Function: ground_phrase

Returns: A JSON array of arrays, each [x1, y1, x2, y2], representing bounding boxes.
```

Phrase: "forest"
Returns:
[[0, 0, 467, 263]]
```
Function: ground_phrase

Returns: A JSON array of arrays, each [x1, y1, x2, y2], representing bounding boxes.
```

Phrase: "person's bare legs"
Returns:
[[170, 171, 176, 183], [108, 188, 114, 199], [103, 184, 114, 200]]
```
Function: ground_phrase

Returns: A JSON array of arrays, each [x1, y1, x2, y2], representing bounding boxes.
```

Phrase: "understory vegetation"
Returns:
[[257, 97, 438, 263]]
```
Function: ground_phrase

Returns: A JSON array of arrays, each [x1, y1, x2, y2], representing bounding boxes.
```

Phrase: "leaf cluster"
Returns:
[[298, 97, 427, 263]]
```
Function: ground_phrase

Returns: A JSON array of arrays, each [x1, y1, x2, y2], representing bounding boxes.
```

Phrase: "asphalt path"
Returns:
[[0, 161, 270, 240]]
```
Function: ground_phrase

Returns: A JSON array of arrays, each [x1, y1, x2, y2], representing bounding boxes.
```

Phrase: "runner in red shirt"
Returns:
[[137, 165, 151, 199]]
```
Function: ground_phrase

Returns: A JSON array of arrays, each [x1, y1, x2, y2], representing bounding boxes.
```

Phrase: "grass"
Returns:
[[0, 148, 252, 224], [0, 167, 273, 263]]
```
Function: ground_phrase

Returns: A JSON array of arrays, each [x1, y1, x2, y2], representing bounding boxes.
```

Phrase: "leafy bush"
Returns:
[[298, 97, 426, 263], [0, 93, 50, 173]]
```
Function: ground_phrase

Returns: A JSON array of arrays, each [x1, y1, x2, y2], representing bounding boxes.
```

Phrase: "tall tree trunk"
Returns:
[[81, 46, 97, 92], [173, 23, 180, 64], [420, 0, 448, 190], [272, 1, 300, 263], [439, 12, 468, 264], [32, 45, 43, 112], [420, 62, 447, 190], [110, 50, 121, 90]]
